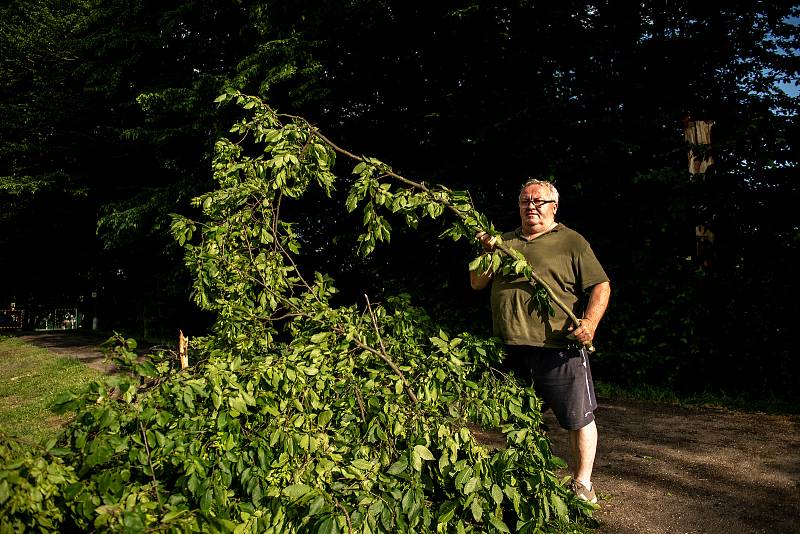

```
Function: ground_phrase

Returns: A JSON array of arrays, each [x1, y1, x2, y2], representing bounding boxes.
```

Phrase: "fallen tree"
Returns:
[[0, 92, 596, 533]]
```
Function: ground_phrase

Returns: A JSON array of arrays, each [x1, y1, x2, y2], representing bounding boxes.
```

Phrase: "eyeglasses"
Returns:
[[518, 198, 556, 208]]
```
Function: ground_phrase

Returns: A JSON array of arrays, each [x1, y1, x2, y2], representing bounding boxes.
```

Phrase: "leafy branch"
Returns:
[[213, 90, 591, 350], [1, 90, 595, 533], [364, 294, 418, 404]]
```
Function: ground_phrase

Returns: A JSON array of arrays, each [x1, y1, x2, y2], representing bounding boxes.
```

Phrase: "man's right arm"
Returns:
[[470, 232, 497, 290]]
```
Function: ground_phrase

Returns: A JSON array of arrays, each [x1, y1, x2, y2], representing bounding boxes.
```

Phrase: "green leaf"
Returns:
[[351, 458, 373, 470], [437, 500, 457, 525], [549, 493, 569, 519], [228, 396, 248, 415], [52, 391, 78, 413], [309, 495, 327, 516], [310, 332, 329, 344], [387, 457, 408, 475], [200, 487, 213, 513], [491, 484, 503, 505], [345, 193, 358, 212], [134, 360, 158, 377], [463, 477, 479, 495], [401, 488, 414, 514], [413, 444, 434, 461], [489, 514, 511, 532], [426, 202, 437, 219], [317, 516, 339, 534], [411, 449, 422, 471], [283, 484, 312, 500], [470, 498, 483, 522], [318, 410, 333, 427], [123, 511, 145, 532], [491, 252, 502, 272], [503, 485, 520, 505], [468, 255, 483, 271]]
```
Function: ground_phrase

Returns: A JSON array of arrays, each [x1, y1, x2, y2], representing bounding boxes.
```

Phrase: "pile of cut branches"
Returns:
[[0, 93, 595, 533]]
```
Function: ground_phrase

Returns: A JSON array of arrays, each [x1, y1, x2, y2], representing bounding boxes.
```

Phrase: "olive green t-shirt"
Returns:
[[490, 224, 609, 348]]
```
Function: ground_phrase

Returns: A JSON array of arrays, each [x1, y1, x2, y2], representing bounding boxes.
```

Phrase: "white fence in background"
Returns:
[[0, 308, 83, 331]]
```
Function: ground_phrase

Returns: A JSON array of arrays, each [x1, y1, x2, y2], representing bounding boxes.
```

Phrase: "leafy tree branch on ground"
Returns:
[[0, 94, 597, 533]]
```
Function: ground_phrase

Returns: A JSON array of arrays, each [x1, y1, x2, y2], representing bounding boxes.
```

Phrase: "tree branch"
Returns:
[[363, 295, 418, 404], [247, 95, 591, 348], [138, 420, 164, 511]]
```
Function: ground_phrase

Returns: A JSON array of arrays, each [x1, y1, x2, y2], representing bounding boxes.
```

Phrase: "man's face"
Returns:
[[518, 184, 558, 233]]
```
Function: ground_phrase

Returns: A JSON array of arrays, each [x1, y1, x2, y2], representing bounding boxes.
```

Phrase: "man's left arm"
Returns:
[[571, 281, 611, 346]]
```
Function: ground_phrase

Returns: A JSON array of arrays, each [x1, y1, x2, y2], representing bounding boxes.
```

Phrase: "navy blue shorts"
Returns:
[[502, 345, 597, 430]]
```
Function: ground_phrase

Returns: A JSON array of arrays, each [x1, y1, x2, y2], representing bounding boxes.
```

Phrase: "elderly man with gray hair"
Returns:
[[470, 179, 611, 503]]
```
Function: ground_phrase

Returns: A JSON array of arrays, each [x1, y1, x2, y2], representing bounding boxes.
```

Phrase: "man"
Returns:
[[470, 179, 611, 503]]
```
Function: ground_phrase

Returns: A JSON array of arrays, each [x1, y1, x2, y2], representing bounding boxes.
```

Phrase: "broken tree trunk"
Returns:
[[684, 118, 714, 174]]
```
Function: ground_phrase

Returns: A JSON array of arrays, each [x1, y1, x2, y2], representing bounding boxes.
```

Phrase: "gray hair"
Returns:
[[519, 179, 559, 202]]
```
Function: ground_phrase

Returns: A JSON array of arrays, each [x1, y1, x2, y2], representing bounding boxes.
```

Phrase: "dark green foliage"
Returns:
[[0, 0, 253, 335]]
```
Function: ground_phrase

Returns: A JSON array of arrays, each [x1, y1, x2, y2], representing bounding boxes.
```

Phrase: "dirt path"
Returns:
[[14, 331, 163, 374], [543, 400, 800, 533], [14, 332, 800, 533], [15, 331, 116, 373]]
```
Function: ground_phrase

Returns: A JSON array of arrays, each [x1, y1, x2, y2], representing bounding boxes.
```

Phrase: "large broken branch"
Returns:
[[247, 96, 594, 351]]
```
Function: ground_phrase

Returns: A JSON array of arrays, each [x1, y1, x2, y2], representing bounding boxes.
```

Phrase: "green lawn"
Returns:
[[0, 336, 102, 444]]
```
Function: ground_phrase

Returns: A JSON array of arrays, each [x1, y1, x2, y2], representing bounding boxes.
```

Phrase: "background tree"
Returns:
[[1, 0, 253, 335]]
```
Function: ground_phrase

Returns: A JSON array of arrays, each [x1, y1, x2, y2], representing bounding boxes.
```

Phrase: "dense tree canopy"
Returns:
[[1, 0, 798, 398]]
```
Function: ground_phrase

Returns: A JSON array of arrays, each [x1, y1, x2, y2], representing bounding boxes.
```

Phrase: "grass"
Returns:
[[0, 336, 102, 444], [595, 380, 800, 414]]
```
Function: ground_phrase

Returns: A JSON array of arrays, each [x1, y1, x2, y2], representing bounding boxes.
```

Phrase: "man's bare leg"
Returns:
[[569, 419, 598, 486]]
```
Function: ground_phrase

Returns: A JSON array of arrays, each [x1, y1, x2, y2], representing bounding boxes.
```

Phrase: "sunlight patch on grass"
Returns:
[[0, 336, 102, 444]]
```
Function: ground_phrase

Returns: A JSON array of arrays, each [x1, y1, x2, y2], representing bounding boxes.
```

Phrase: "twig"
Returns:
[[353, 384, 366, 420], [334, 498, 354, 534], [272, 191, 282, 252], [363, 295, 418, 404], [138, 420, 164, 511]]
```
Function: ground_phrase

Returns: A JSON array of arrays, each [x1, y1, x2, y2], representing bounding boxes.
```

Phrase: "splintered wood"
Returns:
[[178, 330, 189, 369], [684, 119, 714, 174]]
